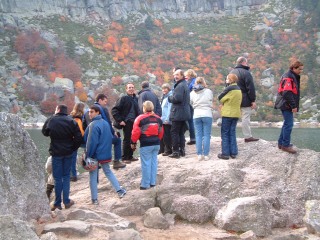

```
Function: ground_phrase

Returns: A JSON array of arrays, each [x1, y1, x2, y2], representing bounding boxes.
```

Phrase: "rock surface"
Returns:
[[1, 112, 320, 239], [0, 113, 49, 221]]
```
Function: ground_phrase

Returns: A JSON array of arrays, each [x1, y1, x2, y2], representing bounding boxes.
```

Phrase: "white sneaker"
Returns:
[[197, 155, 204, 161], [204, 156, 210, 161]]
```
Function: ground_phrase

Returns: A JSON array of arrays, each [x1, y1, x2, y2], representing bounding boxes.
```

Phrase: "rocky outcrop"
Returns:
[[0, 0, 267, 20], [0, 112, 49, 221]]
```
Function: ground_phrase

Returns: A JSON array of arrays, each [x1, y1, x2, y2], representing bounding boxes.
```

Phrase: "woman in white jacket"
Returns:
[[190, 77, 214, 160]]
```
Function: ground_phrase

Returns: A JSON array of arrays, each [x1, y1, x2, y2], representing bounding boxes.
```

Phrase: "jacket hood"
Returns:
[[193, 84, 205, 92], [235, 64, 250, 71]]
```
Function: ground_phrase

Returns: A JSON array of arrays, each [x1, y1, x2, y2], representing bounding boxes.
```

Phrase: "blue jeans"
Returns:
[[278, 110, 293, 147], [89, 162, 121, 201], [139, 145, 160, 188], [194, 117, 213, 156], [112, 136, 122, 161], [221, 117, 238, 156], [52, 154, 73, 207], [70, 150, 78, 177]]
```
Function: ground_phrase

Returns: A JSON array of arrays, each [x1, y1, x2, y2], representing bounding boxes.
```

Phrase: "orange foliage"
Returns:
[[76, 87, 88, 102], [203, 67, 210, 75], [55, 54, 82, 82], [111, 76, 123, 86], [154, 19, 163, 28], [116, 51, 125, 60], [107, 36, 117, 44], [121, 37, 129, 44], [88, 35, 95, 44], [48, 72, 63, 82], [110, 22, 123, 31], [74, 81, 83, 89], [171, 27, 185, 35], [103, 42, 113, 51]]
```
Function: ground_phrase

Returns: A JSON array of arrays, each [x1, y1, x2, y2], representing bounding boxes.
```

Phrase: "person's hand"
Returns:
[[131, 143, 137, 151], [251, 102, 257, 109], [120, 121, 126, 126], [292, 108, 298, 113]]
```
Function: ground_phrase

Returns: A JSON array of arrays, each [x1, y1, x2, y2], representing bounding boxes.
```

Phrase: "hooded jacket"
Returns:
[[190, 85, 213, 118], [218, 83, 242, 118]]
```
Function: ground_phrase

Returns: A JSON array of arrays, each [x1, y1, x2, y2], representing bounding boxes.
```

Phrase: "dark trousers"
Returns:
[[122, 121, 134, 160], [188, 106, 195, 140], [161, 124, 172, 153], [171, 121, 187, 153]]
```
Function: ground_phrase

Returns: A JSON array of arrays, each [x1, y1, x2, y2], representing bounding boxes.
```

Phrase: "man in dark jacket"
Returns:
[[276, 60, 303, 154], [112, 82, 139, 163], [138, 81, 162, 117], [168, 69, 191, 158], [42, 104, 83, 211], [230, 57, 259, 143], [83, 94, 126, 170]]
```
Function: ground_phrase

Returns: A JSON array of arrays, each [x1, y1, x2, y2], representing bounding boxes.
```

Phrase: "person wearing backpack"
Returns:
[[70, 102, 85, 182], [275, 60, 304, 154], [83, 94, 126, 170]]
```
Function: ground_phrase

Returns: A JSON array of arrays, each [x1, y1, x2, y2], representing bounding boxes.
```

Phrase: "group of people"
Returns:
[[42, 56, 303, 210]]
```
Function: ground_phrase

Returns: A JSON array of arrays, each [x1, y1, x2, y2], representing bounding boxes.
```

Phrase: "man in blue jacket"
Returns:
[[84, 105, 126, 205]]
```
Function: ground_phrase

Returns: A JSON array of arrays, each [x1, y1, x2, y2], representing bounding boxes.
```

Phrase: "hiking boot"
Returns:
[[244, 137, 259, 142], [92, 199, 99, 205], [168, 152, 180, 159], [70, 176, 77, 182], [130, 157, 139, 162], [281, 146, 297, 154], [187, 140, 196, 145], [140, 186, 147, 190], [51, 204, 62, 211], [64, 199, 75, 209], [230, 155, 237, 159], [180, 148, 186, 157], [217, 154, 230, 160], [113, 161, 126, 169], [117, 188, 127, 198], [278, 143, 293, 149], [162, 152, 172, 156]]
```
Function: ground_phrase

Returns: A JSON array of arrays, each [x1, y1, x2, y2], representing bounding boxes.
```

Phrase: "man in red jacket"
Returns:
[[276, 60, 304, 154]]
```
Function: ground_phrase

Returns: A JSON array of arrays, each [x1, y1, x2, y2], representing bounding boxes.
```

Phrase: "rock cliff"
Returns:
[[0, 0, 267, 20], [0, 112, 49, 221]]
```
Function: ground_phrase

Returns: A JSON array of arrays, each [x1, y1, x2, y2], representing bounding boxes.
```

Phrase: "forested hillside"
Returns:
[[0, 0, 319, 123]]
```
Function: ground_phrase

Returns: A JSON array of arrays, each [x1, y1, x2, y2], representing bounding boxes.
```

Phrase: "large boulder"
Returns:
[[214, 196, 273, 237], [0, 112, 49, 220], [303, 200, 320, 234]]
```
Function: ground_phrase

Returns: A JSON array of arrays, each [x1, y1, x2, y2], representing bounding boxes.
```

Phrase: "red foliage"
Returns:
[[111, 76, 123, 86], [95, 85, 119, 108], [22, 81, 45, 102], [110, 22, 123, 31], [55, 54, 82, 82], [40, 94, 59, 114], [62, 91, 75, 113]]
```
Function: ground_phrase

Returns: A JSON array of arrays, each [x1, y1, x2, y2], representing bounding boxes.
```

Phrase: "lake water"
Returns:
[[27, 127, 320, 164]]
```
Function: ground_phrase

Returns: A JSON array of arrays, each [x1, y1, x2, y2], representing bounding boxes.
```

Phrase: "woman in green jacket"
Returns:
[[217, 74, 242, 160]]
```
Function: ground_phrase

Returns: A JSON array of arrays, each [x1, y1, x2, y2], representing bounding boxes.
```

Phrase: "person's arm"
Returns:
[[282, 78, 297, 111], [244, 73, 256, 104], [168, 86, 184, 104], [131, 116, 142, 144], [42, 117, 51, 136], [111, 98, 124, 123]]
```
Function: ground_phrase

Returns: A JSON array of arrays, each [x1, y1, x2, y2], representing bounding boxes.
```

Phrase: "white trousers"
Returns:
[[241, 107, 252, 138]]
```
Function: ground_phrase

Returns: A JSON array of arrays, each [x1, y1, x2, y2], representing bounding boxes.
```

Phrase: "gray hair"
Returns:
[[236, 56, 247, 65]]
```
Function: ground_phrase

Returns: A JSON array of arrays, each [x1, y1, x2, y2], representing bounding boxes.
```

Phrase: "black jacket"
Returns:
[[138, 88, 162, 116], [231, 65, 256, 107], [42, 113, 83, 157], [168, 79, 191, 121], [111, 94, 139, 123]]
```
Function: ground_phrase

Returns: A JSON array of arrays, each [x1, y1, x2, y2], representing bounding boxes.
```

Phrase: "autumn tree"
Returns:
[[55, 54, 82, 82], [40, 94, 59, 114], [22, 81, 45, 103]]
